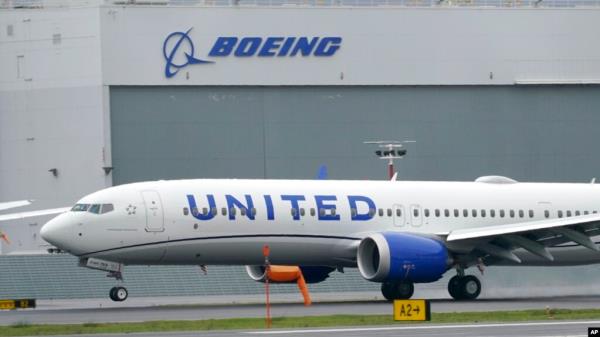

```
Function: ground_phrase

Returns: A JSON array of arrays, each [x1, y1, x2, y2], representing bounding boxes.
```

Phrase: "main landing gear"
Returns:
[[448, 274, 481, 300], [381, 281, 415, 301]]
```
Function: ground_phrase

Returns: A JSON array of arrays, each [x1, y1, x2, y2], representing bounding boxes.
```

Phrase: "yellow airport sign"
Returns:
[[393, 299, 430, 321], [0, 299, 36, 310]]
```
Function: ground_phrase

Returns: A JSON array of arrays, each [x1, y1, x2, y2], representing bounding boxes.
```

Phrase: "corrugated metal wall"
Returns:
[[110, 85, 600, 184]]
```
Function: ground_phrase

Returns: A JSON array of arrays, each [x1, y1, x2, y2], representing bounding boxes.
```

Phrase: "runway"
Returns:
[[1, 295, 600, 325], [15, 321, 599, 337]]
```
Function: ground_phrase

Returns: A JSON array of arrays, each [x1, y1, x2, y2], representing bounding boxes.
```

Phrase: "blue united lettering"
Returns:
[[186, 194, 375, 222]]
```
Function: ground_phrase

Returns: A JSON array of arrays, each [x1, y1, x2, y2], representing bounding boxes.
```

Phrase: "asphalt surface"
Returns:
[[1, 295, 600, 325], [19, 320, 600, 337]]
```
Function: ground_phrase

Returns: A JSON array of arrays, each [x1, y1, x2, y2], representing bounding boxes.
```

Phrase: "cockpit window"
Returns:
[[89, 204, 101, 214], [71, 204, 90, 212], [100, 204, 114, 214]]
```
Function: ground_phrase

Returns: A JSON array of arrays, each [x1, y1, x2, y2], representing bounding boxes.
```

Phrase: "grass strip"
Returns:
[[2, 308, 600, 336]]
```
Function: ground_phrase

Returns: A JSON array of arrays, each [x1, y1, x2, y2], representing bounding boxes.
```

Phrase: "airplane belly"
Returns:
[[156, 236, 357, 266]]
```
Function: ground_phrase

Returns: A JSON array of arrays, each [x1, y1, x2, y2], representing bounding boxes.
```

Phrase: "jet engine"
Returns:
[[245, 265, 335, 284], [357, 232, 449, 283], [245, 265, 334, 306]]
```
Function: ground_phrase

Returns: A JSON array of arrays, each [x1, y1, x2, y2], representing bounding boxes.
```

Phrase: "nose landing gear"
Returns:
[[448, 274, 481, 300], [109, 286, 128, 302]]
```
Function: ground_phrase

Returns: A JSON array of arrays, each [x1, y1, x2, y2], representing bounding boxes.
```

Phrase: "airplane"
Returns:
[[39, 175, 600, 302]]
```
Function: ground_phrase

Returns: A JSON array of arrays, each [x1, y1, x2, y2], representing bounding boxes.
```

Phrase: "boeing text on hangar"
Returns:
[[209, 36, 342, 57]]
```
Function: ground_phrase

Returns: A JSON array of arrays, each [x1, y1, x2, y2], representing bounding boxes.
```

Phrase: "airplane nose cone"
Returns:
[[41, 214, 71, 250]]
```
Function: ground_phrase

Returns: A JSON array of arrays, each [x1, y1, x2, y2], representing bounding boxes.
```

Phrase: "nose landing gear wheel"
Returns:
[[448, 275, 481, 300], [109, 286, 128, 302]]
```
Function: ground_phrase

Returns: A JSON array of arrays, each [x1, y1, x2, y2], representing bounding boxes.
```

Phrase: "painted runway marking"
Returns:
[[244, 320, 600, 334]]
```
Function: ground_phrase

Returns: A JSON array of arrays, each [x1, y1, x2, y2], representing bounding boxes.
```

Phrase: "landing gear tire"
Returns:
[[109, 286, 128, 302], [381, 281, 415, 301], [448, 275, 481, 301], [381, 282, 396, 301]]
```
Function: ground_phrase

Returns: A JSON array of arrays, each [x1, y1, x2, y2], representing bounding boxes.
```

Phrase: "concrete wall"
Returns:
[[0, 8, 110, 253]]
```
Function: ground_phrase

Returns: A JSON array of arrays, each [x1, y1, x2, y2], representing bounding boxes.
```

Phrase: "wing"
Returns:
[[0, 200, 31, 211], [442, 214, 600, 265], [0, 207, 71, 222]]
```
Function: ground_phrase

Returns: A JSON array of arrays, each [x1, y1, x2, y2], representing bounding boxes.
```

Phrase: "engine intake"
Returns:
[[357, 232, 449, 283]]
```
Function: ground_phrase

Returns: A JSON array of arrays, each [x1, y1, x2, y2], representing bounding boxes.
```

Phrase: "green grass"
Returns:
[[2, 308, 600, 336]]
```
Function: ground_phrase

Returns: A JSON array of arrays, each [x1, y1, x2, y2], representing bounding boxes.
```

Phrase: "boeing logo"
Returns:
[[163, 28, 342, 78], [162, 28, 214, 78]]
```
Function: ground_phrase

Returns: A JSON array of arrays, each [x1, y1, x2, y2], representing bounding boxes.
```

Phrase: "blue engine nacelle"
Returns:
[[357, 232, 449, 283]]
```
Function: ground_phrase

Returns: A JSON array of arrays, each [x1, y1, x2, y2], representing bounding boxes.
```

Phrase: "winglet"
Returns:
[[316, 165, 328, 180]]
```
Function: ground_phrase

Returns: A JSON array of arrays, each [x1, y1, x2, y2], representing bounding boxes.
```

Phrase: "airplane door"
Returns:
[[393, 204, 405, 227], [141, 191, 164, 232], [410, 205, 423, 227]]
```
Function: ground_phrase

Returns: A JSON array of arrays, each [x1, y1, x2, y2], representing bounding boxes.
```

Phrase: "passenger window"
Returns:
[[230, 207, 236, 216], [454, 209, 459, 217], [101, 204, 114, 214], [518, 210, 524, 218], [351, 208, 357, 217], [463, 209, 468, 217], [240, 208, 246, 216], [291, 208, 297, 217], [424, 209, 430, 217], [221, 208, 227, 216], [211, 207, 217, 216], [472, 209, 477, 218], [510, 210, 515, 218], [500, 210, 505, 218], [396, 208, 402, 217], [331, 208, 336, 216], [300, 208, 305, 216], [594, 210, 598, 214], [490, 209, 495, 218], [481, 209, 486, 217], [435, 209, 440, 217], [584, 210, 589, 215], [378, 209, 384, 217], [567, 210, 572, 217], [558, 210, 563, 218], [183, 207, 189, 216], [202, 207, 208, 216], [319, 208, 326, 217], [544, 210, 549, 218], [575, 210, 581, 216], [444, 209, 450, 217], [413, 208, 419, 217], [89, 204, 101, 214], [251, 208, 257, 216], [368, 208, 375, 217], [529, 210, 534, 218], [387, 209, 392, 217]]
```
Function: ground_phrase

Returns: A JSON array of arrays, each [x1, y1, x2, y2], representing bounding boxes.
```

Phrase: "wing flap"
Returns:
[[446, 214, 600, 242]]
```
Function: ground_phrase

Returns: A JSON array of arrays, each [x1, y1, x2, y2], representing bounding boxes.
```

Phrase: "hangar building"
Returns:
[[1, 0, 600, 299]]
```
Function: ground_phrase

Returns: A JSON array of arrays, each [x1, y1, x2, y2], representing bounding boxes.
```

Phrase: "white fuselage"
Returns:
[[41, 179, 600, 268]]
